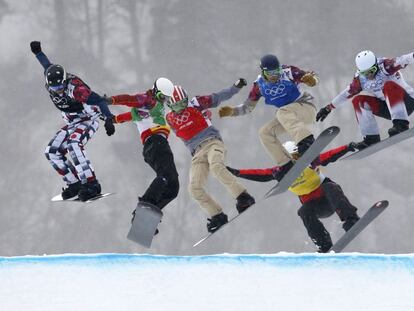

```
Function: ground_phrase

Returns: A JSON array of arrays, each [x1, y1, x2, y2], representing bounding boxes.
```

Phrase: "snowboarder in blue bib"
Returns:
[[219, 54, 319, 181]]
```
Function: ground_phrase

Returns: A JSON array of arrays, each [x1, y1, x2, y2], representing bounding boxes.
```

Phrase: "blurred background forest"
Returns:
[[1, 0, 414, 256]]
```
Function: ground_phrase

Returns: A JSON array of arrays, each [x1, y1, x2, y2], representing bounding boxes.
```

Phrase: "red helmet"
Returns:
[[167, 85, 189, 112], [171, 85, 188, 103]]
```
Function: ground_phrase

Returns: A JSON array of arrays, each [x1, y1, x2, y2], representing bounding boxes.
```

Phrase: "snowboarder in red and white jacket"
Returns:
[[227, 142, 360, 253], [317, 50, 414, 150], [165, 79, 255, 233]]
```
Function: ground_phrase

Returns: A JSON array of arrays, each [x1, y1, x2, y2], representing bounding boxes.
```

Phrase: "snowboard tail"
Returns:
[[51, 192, 114, 203], [193, 212, 244, 247], [330, 200, 389, 253], [127, 201, 163, 248], [342, 127, 414, 161]]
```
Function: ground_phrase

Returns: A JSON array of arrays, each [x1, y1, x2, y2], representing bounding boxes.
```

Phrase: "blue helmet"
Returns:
[[260, 54, 280, 70]]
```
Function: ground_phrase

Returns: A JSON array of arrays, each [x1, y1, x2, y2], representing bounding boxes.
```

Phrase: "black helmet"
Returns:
[[260, 54, 280, 70], [45, 64, 66, 87]]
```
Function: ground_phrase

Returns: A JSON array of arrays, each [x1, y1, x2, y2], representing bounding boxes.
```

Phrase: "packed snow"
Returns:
[[0, 253, 413, 311]]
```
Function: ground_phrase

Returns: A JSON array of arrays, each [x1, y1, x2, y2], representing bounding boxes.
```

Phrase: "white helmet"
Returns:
[[153, 77, 174, 97], [355, 50, 377, 72], [283, 141, 298, 154]]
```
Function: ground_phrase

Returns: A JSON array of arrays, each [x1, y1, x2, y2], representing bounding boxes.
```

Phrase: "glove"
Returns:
[[300, 72, 318, 87], [202, 109, 212, 120], [234, 78, 247, 88], [347, 142, 357, 152], [219, 106, 234, 118], [104, 117, 116, 136], [30, 41, 42, 54], [226, 166, 240, 177], [316, 104, 333, 122]]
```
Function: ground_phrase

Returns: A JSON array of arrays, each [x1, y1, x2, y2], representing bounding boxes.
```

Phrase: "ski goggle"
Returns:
[[359, 64, 378, 77], [263, 68, 282, 78], [155, 91, 168, 102], [48, 84, 65, 92], [167, 98, 188, 112]]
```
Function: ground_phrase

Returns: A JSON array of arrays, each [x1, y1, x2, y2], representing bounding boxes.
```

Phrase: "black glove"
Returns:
[[30, 41, 42, 54], [104, 117, 115, 136], [316, 105, 332, 122], [226, 166, 240, 177], [347, 142, 357, 152], [234, 78, 247, 89]]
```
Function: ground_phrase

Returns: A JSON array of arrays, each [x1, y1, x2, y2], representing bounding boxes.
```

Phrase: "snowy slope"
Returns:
[[0, 253, 413, 311]]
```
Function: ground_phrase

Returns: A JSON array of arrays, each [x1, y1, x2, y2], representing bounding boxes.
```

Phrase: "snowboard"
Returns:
[[127, 201, 163, 248], [265, 126, 340, 198], [51, 192, 114, 203], [330, 200, 389, 253], [341, 127, 414, 161], [193, 212, 244, 247]]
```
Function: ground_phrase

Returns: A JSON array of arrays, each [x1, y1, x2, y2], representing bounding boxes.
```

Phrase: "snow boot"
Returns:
[[61, 181, 81, 200], [297, 135, 315, 156], [388, 119, 409, 137], [313, 232, 333, 253], [207, 212, 228, 233], [342, 215, 360, 232], [317, 241, 333, 253], [236, 191, 255, 213], [353, 134, 380, 151], [78, 180, 102, 202]]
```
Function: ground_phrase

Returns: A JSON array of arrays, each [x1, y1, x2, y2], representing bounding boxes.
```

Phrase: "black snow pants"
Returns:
[[140, 134, 179, 209], [297, 179, 358, 251]]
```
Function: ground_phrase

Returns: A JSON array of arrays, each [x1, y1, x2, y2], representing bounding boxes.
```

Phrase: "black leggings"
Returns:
[[141, 135, 179, 209]]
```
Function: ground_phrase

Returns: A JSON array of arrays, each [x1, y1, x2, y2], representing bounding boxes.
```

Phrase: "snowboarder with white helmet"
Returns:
[[218, 54, 320, 181], [165, 79, 255, 233], [105, 78, 179, 221], [30, 41, 116, 201], [316, 50, 414, 150], [226, 141, 360, 253]]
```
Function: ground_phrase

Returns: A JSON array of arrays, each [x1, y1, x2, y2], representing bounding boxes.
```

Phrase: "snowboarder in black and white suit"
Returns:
[[30, 41, 115, 201]]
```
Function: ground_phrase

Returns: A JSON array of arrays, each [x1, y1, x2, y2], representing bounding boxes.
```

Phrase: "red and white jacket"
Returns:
[[331, 53, 414, 107], [166, 85, 241, 154]]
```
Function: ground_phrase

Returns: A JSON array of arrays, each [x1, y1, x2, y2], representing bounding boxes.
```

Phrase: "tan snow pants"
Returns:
[[259, 101, 316, 165]]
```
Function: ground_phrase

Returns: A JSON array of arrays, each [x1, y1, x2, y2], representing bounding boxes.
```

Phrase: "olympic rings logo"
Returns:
[[264, 84, 286, 97], [52, 96, 69, 107], [173, 111, 191, 125]]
